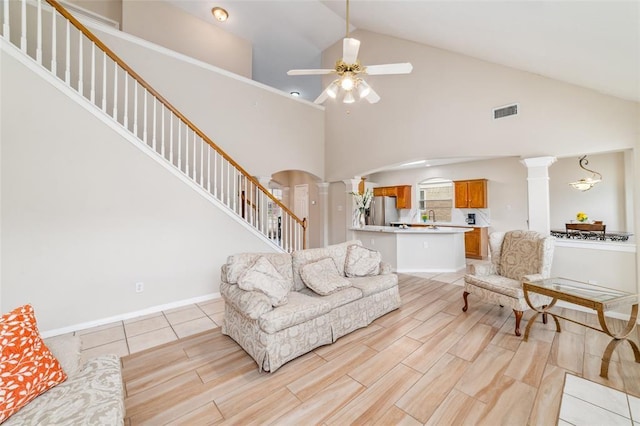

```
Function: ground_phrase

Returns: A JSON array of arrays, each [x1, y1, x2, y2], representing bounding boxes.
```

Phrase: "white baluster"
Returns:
[[101, 51, 107, 111], [51, 9, 56, 75], [64, 20, 70, 84], [207, 148, 211, 192], [133, 82, 138, 136], [20, 0, 26, 52], [169, 114, 174, 162], [142, 89, 148, 143], [180, 128, 189, 176], [123, 75, 129, 129], [112, 62, 118, 119], [90, 43, 95, 103], [152, 99, 156, 150], [199, 138, 203, 185], [160, 104, 165, 156], [77, 36, 83, 95], [36, 0, 42, 63], [3, 0, 9, 38], [219, 155, 223, 203], [232, 168, 237, 212], [213, 152, 218, 199], [192, 132, 197, 180], [178, 123, 182, 171]]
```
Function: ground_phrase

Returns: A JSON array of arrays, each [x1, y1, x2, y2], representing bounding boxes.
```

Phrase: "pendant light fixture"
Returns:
[[568, 155, 602, 191]]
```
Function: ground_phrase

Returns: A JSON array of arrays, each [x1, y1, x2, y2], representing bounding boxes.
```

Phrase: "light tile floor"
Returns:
[[77, 298, 225, 362], [560, 373, 640, 425]]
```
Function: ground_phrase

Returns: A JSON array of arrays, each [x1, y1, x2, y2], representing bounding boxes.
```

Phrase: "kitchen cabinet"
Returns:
[[464, 227, 488, 259], [454, 179, 487, 208], [373, 185, 412, 209]]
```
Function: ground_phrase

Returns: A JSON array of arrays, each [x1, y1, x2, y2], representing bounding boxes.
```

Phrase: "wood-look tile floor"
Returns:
[[121, 274, 640, 425]]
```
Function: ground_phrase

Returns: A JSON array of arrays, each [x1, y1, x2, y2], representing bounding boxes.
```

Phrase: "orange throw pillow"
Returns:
[[0, 304, 67, 422]]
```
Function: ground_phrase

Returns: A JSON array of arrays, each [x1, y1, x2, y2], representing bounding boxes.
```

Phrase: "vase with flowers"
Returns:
[[350, 189, 373, 227], [576, 212, 589, 223]]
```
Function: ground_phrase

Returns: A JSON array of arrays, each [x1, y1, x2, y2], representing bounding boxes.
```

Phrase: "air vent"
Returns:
[[493, 104, 519, 119]]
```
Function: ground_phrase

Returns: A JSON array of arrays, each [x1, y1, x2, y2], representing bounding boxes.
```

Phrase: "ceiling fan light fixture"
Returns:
[[211, 7, 228, 22], [341, 74, 355, 91], [357, 80, 371, 98], [326, 81, 339, 99], [343, 91, 355, 104]]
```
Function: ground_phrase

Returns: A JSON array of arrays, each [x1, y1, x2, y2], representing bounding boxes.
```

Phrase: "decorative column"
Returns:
[[317, 182, 330, 247], [343, 177, 361, 234], [520, 156, 557, 234]]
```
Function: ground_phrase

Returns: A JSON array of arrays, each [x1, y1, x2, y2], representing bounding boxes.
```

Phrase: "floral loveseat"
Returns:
[[1, 305, 123, 425], [220, 240, 401, 372]]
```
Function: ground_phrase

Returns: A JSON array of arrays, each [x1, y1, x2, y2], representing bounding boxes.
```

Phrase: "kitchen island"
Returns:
[[351, 226, 472, 273]]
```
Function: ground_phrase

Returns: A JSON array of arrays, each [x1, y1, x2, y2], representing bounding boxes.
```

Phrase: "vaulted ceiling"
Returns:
[[168, 1, 639, 104]]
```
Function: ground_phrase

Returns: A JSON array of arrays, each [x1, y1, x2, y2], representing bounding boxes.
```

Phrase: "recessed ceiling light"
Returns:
[[290, 91, 300, 97], [211, 7, 228, 22]]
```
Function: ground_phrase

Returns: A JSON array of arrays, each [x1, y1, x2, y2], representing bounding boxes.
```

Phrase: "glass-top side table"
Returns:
[[522, 277, 639, 378]]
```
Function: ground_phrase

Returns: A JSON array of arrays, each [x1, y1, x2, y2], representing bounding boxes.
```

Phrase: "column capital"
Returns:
[[316, 182, 330, 195], [520, 156, 557, 169], [342, 177, 361, 193]]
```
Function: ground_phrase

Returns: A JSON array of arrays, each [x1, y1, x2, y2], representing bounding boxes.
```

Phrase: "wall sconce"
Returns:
[[568, 155, 602, 191]]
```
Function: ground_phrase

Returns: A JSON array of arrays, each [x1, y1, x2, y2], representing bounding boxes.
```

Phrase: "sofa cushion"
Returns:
[[3, 355, 124, 426], [344, 244, 381, 277], [44, 334, 82, 377], [0, 304, 67, 424], [300, 257, 351, 296], [220, 281, 273, 320], [258, 292, 332, 334], [499, 230, 545, 281], [238, 257, 289, 307], [292, 240, 361, 291], [225, 252, 293, 288], [348, 274, 399, 297], [299, 286, 363, 310]]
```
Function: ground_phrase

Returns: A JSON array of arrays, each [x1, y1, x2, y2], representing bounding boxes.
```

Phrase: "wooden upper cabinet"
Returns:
[[372, 185, 412, 209], [454, 179, 488, 208], [395, 185, 412, 209]]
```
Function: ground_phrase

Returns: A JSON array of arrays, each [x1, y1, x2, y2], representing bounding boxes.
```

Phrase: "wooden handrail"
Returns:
[[44, 0, 305, 228]]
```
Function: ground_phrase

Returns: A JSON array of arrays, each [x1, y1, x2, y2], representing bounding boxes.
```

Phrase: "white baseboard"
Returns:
[[41, 293, 222, 338]]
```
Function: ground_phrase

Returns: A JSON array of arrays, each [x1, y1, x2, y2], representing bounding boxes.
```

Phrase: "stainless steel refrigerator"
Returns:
[[368, 196, 399, 226]]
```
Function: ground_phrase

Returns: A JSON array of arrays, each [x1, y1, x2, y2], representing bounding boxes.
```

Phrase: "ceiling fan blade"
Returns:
[[314, 86, 332, 104], [342, 38, 361, 65], [287, 69, 334, 76], [364, 87, 381, 104], [365, 63, 413, 75]]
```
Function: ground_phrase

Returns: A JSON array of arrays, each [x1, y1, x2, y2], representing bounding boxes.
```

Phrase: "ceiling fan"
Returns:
[[287, 0, 413, 105]]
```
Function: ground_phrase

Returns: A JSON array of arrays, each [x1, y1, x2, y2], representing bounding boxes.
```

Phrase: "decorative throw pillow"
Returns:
[[300, 257, 351, 296], [0, 304, 67, 423], [344, 244, 381, 277], [238, 256, 289, 307]]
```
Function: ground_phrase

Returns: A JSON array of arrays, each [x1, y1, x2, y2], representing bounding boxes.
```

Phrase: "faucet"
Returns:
[[427, 210, 437, 228]]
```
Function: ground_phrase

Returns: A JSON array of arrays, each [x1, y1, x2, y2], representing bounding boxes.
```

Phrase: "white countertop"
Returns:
[[352, 225, 472, 234], [389, 221, 488, 229]]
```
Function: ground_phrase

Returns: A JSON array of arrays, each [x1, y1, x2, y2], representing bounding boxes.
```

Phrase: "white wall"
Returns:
[[66, 0, 123, 26], [0, 47, 276, 332], [122, 0, 252, 79], [323, 30, 639, 181], [91, 25, 325, 182]]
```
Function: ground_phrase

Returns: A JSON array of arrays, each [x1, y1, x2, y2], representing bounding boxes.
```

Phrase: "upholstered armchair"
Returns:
[[462, 230, 555, 336]]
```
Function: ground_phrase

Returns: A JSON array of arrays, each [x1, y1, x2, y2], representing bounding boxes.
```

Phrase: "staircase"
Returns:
[[0, 0, 307, 252]]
